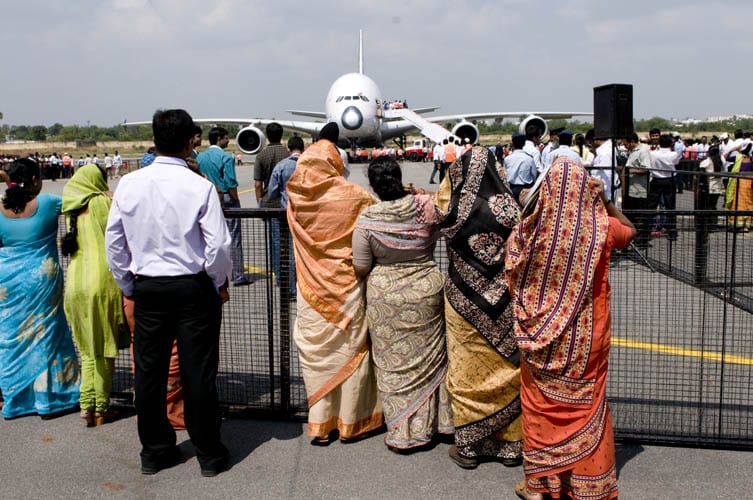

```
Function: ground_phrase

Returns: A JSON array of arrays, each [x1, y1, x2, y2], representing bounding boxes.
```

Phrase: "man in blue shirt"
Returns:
[[504, 133, 538, 199], [198, 127, 248, 285], [268, 135, 304, 298]]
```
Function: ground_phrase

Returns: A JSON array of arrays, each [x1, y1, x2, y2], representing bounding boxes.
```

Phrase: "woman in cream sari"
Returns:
[[437, 146, 523, 468], [286, 123, 382, 444], [353, 158, 453, 452]]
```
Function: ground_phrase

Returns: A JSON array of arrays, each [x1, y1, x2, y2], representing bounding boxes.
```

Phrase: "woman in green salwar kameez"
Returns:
[[62, 164, 124, 426]]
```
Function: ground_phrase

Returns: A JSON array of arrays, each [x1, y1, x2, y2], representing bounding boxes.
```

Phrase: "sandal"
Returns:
[[514, 481, 543, 500]]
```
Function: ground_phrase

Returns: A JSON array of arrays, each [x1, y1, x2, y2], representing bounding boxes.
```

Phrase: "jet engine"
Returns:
[[236, 126, 266, 155], [518, 115, 548, 139], [451, 121, 479, 145]]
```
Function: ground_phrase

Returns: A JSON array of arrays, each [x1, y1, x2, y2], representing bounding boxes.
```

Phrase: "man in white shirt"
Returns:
[[592, 138, 619, 202], [104, 152, 113, 179], [648, 134, 681, 241], [541, 127, 563, 169], [113, 150, 123, 177], [105, 109, 232, 478], [549, 130, 582, 164], [672, 134, 686, 193]]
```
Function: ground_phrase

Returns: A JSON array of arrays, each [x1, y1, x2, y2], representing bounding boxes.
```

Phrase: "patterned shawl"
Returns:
[[505, 157, 608, 377], [356, 193, 439, 251], [438, 146, 521, 362], [286, 140, 374, 332]]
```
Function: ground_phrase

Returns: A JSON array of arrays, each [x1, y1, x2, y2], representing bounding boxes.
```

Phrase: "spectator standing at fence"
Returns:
[[198, 126, 248, 286], [255, 122, 289, 286], [0, 159, 80, 420], [353, 158, 453, 453], [62, 164, 123, 427], [697, 136, 709, 160], [286, 122, 382, 445], [506, 158, 635, 500], [524, 125, 545, 174], [505, 132, 538, 200], [699, 145, 725, 228], [571, 133, 594, 167], [437, 146, 524, 470], [105, 109, 232, 477], [267, 135, 304, 298], [672, 134, 686, 193], [592, 137, 619, 202], [725, 142, 753, 232], [623, 133, 652, 248], [649, 134, 681, 240]]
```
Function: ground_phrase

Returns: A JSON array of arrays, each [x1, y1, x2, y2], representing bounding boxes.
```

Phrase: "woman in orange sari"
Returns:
[[286, 123, 383, 444], [505, 158, 635, 500]]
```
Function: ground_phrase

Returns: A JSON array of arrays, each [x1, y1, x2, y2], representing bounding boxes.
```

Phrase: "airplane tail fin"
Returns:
[[358, 30, 363, 74]]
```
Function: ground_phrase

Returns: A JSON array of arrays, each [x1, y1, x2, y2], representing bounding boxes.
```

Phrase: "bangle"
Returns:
[[603, 198, 612, 206]]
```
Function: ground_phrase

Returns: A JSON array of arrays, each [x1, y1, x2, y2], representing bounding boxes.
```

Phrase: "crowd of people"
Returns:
[[1, 110, 673, 499], [0, 151, 126, 181]]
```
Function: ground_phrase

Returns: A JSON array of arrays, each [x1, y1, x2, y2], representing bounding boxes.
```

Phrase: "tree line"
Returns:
[[1, 117, 751, 144]]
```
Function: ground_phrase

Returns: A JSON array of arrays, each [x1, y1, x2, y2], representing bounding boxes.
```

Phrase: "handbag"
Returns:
[[116, 323, 132, 350]]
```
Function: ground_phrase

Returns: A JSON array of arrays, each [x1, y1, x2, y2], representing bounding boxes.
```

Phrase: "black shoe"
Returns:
[[448, 444, 478, 469], [141, 447, 183, 475], [200, 457, 229, 478], [502, 456, 523, 467], [429, 180, 437, 184], [232, 278, 252, 286]]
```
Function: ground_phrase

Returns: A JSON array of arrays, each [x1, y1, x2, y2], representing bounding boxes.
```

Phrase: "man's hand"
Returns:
[[219, 284, 230, 304]]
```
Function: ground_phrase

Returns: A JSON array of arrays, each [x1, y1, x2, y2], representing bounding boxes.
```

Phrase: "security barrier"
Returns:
[[56, 171, 753, 449]]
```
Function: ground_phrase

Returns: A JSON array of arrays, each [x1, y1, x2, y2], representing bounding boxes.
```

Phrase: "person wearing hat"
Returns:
[[504, 132, 538, 200], [541, 127, 564, 169]]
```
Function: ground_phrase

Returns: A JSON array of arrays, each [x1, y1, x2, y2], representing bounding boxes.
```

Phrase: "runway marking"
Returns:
[[612, 337, 753, 366], [244, 265, 271, 276]]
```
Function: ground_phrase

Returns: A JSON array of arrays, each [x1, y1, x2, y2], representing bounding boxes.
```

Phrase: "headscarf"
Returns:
[[61, 164, 108, 214], [356, 194, 439, 252], [438, 146, 521, 362], [286, 139, 374, 332], [505, 157, 608, 377]]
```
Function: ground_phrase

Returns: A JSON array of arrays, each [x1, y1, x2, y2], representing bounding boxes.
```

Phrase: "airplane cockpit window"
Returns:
[[360, 96, 369, 102], [345, 96, 352, 100], [336, 96, 343, 103]]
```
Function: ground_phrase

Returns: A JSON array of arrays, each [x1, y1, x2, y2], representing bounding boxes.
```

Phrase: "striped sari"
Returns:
[[287, 139, 383, 440], [506, 158, 631, 499]]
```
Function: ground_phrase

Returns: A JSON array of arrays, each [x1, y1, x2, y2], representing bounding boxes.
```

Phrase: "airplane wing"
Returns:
[[424, 111, 592, 123], [287, 110, 328, 119], [126, 118, 327, 137]]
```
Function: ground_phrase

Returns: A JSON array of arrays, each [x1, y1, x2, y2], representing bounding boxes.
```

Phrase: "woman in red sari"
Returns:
[[505, 157, 636, 500]]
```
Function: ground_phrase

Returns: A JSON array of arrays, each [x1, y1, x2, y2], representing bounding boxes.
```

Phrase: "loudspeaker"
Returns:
[[594, 84, 633, 139]]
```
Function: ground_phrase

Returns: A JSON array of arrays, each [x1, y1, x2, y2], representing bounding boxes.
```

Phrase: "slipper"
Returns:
[[514, 481, 543, 500]]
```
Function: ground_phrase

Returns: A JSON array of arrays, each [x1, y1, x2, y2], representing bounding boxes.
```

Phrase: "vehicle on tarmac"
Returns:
[[405, 139, 431, 162]]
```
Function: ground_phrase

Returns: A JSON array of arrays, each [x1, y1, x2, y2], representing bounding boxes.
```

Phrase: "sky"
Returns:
[[1, 0, 751, 126]]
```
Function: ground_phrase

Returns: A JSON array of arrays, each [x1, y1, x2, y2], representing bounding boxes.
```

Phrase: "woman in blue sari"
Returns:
[[0, 158, 80, 419]]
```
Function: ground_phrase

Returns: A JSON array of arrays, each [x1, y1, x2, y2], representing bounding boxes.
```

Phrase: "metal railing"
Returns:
[[53, 168, 753, 448]]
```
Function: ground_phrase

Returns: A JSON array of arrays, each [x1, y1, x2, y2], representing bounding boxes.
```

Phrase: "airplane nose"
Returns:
[[341, 106, 363, 130]]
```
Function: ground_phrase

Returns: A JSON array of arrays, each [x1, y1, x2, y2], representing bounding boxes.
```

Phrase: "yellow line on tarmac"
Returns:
[[612, 337, 753, 366], [244, 265, 271, 276], [238, 188, 255, 195]]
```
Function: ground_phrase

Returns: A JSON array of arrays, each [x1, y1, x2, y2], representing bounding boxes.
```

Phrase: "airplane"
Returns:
[[152, 31, 591, 154]]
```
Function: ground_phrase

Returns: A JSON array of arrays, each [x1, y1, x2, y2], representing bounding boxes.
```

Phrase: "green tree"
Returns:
[[30, 125, 47, 141]]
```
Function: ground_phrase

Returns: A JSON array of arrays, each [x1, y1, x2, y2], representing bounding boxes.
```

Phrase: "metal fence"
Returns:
[[57, 169, 753, 449]]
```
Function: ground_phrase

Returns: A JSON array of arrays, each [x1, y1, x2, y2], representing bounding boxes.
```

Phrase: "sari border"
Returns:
[[306, 341, 369, 408], [454, 395, 522, 447]]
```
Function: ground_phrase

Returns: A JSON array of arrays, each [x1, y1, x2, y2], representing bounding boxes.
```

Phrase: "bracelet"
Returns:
[[603, 198, 612, 206]]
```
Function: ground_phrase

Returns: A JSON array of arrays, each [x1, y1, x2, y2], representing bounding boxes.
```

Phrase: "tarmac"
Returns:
[[4, 156, 751, 499]]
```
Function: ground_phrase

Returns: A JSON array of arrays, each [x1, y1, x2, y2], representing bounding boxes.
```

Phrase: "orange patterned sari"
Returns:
[[286, 139, 382, 440], [506, 158, 631, 500]]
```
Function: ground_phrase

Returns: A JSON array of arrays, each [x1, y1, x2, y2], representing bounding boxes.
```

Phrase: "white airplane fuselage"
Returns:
[[324, 72, 382, 143]]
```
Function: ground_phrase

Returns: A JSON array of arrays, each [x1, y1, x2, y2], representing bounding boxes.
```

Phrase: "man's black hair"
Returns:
[[152, 109, 194, 156], [266, 122, 283, 143], [629, 132, 640, 143], [649, 128, 661, 136], [735, 129, 744, 139], [193, 124, 202, 135], [511, 134, 526, 149], [208, 126, 229, 145], [659, 134, 673, 148], [287, 136, 304, 152]]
